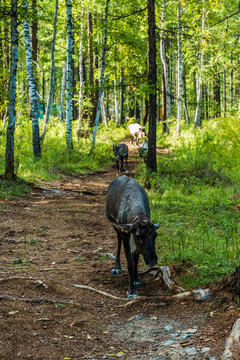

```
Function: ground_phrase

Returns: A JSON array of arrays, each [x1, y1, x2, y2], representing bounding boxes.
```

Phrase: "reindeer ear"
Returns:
[[118, 224, 136, 233]]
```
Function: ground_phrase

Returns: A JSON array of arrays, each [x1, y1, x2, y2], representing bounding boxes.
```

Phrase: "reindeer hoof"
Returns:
[[111, 268, 122, 275], [127, 291, 138, 299], [134, 281, 141, 287]]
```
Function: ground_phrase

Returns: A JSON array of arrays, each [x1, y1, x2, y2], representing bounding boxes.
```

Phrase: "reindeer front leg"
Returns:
[[122, 233, 138, 298]]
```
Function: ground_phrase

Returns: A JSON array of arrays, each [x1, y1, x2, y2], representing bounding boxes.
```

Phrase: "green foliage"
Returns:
[[136, 116, 240, 288], [0, 119, 128, 196]]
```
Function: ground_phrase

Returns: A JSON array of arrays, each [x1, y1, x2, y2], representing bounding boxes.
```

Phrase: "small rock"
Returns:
[[184, 346, 198, 356], [201, 346, 211, 353]]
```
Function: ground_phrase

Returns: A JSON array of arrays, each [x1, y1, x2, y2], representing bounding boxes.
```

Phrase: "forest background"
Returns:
[[0, 0, 240, 288]]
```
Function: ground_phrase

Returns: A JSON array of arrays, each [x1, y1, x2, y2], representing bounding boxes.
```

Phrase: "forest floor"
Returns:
[[0, 140, 239, 360]]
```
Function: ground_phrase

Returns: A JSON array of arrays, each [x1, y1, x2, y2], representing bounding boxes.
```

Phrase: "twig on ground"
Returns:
[[73, 284, 128, 301], [0, 293, 83, 307]]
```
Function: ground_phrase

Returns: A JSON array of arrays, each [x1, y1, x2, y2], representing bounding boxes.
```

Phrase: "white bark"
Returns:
[[60, 62, 67, 122], [101, 93, 108, 129], [41, 0, 58, 141], [77, 10, 84, 132], [160, 0, 171, 124], [194, 0, 205, 128], [176, 0, 182, 136], [23, 1, 41, 158], [66, 0, 73, 149]]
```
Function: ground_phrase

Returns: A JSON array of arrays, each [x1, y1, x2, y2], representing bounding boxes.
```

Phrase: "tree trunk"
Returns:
[[194, 0, 205, 128], [5, 0, 18, 179], [0, 11, 4, 118], [60, 62, 67, 122], [223, 68, 226, 117], [213, 67, 221, 117], [176, 0, 182, 136], [160, 0, 170, 132], [66, 0, 73, 149], [77, 10, 84, 132], [91, 0, 110, 151], [146, 0, 157, 172], [120, 59, 125, 125], [23, 2, 41, 159], [230, 54, 233, 110], [41, 0, 58, 141], [143, 97, 149, 126], [182, 59, 190, 125], [101, 92, 108, 129], [114, 42, 119, 124], [31, 0, 38, 93], [88, 12, 95, 128], [162, 68, 167, 132]]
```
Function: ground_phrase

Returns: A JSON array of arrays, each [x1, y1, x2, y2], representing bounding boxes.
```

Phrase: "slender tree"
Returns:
[[146, 0, 157, 172], [23, 1, 41, 158], [160, 0, 170, 132], [88, 11, 95, 127], [31, 0, 38, 92], [41, 0, 59, 141], [91, 0, 110, 151], [77, 9, 84, 132], [194, 0, 205, 128], [66, 0, 73, 149], [5, 0, 18, 179], [60, 62, 67, 122], [176, 0, 182, 136]]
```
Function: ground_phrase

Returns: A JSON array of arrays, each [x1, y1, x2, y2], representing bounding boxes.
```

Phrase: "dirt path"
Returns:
[[0, 142, 237, 359]]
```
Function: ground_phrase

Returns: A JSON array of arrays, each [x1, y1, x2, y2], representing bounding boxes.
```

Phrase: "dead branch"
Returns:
[[221, 318, 240, 360], [73, 284, 128, 301]]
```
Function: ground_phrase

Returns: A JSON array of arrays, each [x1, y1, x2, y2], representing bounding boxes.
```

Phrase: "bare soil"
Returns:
[[0, 142, 239, 360]]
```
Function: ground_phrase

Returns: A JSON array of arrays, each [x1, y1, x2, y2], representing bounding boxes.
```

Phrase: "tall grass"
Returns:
[[0, 118, 128, 182], [136, 116, 240, 287], [0, 118, 128, 197]]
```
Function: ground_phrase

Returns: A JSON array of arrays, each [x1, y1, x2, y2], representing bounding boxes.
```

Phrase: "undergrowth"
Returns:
[[136, 116, 240, 288], [0, 118, 127, 198]]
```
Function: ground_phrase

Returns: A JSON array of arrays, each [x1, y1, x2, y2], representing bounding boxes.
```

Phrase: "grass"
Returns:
[[136, 116, 240, 288], [0, 118, 128, 198]]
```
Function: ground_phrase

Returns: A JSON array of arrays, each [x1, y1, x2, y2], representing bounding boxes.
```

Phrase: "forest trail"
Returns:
[[0, 140, 237, 360]]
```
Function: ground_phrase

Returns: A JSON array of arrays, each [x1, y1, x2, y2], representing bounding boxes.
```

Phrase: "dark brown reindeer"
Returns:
[[105, 175, 159, 298], [112, 143, 128, 174]]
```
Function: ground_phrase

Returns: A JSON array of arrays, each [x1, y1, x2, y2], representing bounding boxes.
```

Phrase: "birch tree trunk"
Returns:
[[66, 0, 73, 149], [194, 0, 205, 128], [77, 10, 84, 132], [88, 11, 95, 128], [31, 0, 38, 94], [91, 0, 110, 151], [146, 0, 157, 172], [160, 0, 170, 133], [5, 0, 18, 179], [23, 1, 41, 158], [101, 92, 108, 129], [41, 0, 58, 141], [60, 62, 67, 122], [176, 0, 182, 136]]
